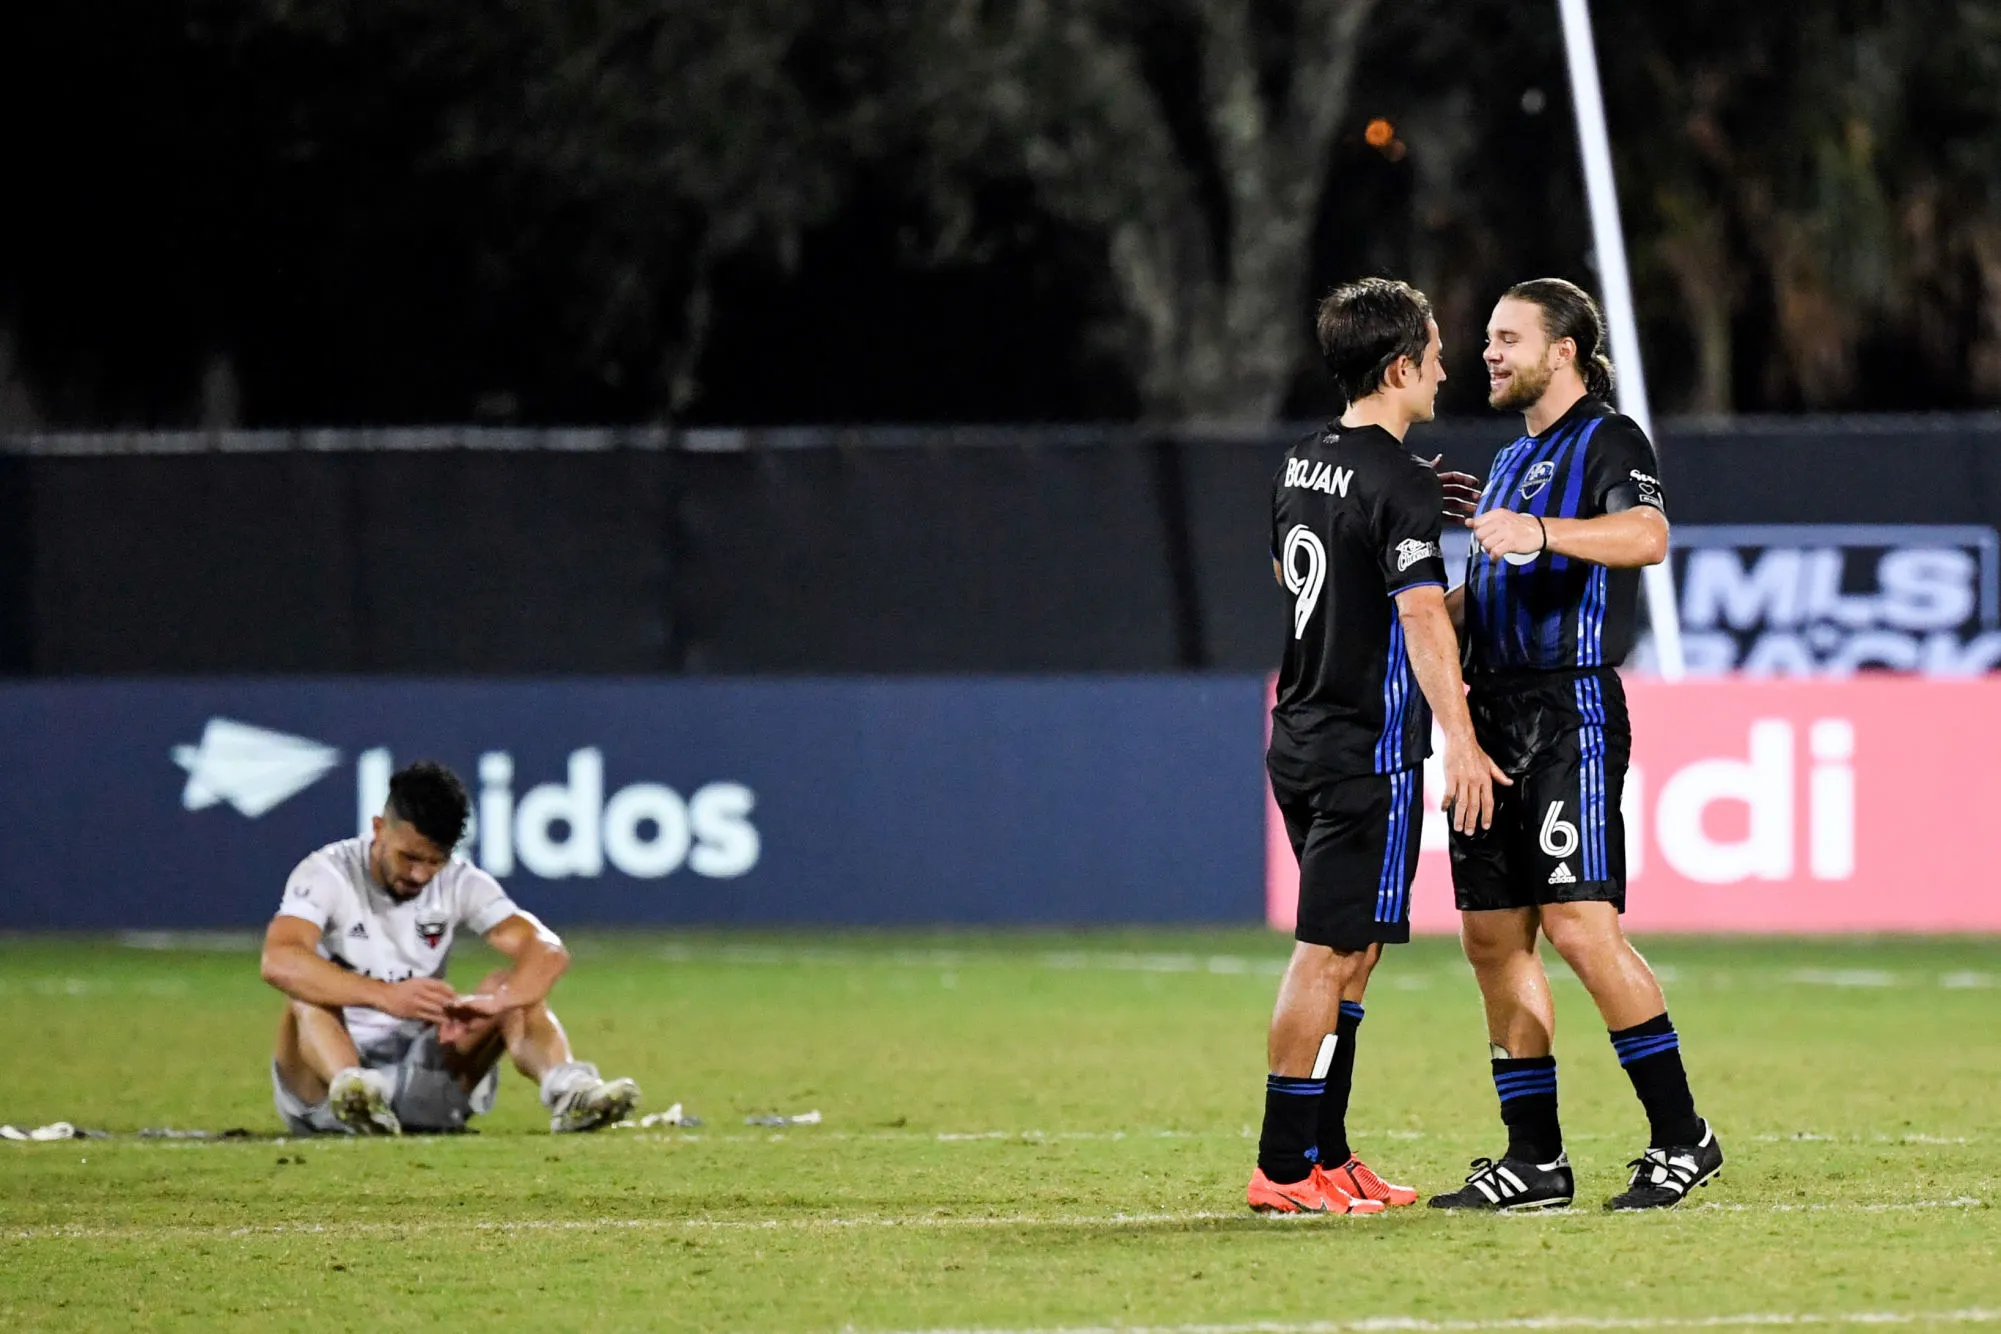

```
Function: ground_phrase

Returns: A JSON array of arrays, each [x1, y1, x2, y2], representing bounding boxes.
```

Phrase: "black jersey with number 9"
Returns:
[[1267, 424, 1450, 787]]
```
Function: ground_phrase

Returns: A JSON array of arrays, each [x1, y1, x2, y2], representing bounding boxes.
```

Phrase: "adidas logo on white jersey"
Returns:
[[1547, 862, 1577, 886], [349, 922, 368, 938]]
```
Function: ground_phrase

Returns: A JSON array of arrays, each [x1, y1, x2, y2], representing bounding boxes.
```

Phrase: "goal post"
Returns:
[[1556, 0, 1688, 680]]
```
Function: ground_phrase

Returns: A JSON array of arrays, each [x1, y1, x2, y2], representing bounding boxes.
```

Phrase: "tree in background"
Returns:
[[877, 0, 1379, 424], [1616, 0, 2001, 411], [243, 0, 846, 420], [10, 0, 2001, 425]]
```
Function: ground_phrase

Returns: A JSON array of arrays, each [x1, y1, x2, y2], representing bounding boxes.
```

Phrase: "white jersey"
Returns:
[[275, 836, 520, 1048]]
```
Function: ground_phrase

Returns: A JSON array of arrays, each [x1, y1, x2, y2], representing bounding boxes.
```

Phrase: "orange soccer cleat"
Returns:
[[1246, 1166, 1387, 1216], [1317, 1155, 1419, 1207]]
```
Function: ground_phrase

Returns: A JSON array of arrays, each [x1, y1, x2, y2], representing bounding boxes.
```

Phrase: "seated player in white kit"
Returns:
[[260, 760, 641, 1135]]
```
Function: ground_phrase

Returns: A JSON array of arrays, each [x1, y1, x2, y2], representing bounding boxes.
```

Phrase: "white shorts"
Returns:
[[272, 1024, 499, 1135]]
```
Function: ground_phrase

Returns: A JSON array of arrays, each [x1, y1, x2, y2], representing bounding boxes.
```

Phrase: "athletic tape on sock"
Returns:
[[1311, 1033, 1339, 1080]]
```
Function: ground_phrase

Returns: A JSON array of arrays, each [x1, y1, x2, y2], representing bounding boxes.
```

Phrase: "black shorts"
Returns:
[[1449, 670, 1630, 913], [1270, 766, 1423, 950]]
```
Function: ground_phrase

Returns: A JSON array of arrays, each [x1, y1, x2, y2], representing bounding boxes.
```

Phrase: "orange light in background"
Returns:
[[1364, 118, 1395, 148]]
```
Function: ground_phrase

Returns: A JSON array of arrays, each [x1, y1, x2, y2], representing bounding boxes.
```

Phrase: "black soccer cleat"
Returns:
[[1604, 1119, 1724, 1210], [1427, 1153, 1574, 1211]]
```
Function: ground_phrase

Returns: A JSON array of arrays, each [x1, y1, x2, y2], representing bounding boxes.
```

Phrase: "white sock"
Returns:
[[331, 1066, 395, 1102], [539, 1060, 600, 1108]]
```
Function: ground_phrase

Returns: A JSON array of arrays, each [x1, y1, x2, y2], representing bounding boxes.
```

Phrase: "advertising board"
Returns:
[[0, 678, 1266, 930], [1267, 678, 2001, 933], [5, 676, 1992, 935]]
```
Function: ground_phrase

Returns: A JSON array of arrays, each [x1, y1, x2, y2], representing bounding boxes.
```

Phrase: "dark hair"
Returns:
[[386, 761, 471, 851], [1504, 277, 1615, 399], [1315, 278, 1434, 405]]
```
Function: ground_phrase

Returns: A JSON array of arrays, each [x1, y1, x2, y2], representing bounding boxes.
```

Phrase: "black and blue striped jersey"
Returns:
[[1462, 396, 1666, 675], [1268, 423, 1449, 785]]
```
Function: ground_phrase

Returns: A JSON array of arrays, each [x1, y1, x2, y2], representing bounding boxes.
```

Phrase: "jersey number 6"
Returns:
[[1539, 800, 1580, 859], [1282, 525, 1326, 640]]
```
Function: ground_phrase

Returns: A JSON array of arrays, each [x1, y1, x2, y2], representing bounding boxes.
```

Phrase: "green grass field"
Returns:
[[2, 929, 1997, 1332]]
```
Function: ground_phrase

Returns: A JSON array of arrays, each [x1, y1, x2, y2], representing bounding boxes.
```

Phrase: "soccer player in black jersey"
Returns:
[[1427, 279, 1723, 1213], [1249, 278, 1510, 1216]]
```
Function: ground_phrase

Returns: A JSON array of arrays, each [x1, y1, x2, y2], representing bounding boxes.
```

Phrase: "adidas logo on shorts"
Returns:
[[1547, 862, 1577, 886]]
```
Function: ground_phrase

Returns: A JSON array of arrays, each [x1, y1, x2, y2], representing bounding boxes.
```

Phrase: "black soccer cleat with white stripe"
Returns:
[[1427, 1153, 1574, 1211], [1603, 1120, 1724, 1210]]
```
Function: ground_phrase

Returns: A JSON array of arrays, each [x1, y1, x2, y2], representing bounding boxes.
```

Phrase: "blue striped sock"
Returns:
[[1266, 1075, 1328, 1097], [1257, 1073, 1326, 1183], [1610, 1014, 1701, 1147], [1491, 1055, 1562, 1162], [1315, 1003, 1368, 1165]]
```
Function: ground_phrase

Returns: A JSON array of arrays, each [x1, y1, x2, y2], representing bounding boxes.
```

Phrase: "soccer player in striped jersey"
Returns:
[[1427, 279, 1723, 1212], [1250, 278, 1509, 1216]]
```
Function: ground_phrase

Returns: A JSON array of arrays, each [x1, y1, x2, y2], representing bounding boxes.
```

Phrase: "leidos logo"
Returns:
[[171, 719, 759, 881], [355, 748, 758, 882], [172, 719, 341, 817]]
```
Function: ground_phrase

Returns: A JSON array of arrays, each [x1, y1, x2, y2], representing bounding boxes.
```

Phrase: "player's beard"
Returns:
[[1489, 355, 1554, 412], [369, 844, 419, 899]]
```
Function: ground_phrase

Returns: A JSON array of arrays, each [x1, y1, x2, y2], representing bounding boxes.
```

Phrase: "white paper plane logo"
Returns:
[[171, 718, 341, 818]]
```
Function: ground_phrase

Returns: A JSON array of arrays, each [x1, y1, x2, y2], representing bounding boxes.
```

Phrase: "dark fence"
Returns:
[[5, 414, 2000, 675]]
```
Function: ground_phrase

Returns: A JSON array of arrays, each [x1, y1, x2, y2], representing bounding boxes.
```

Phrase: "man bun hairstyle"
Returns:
[[386, 760, 471, 853], [1315, 277, 1433, 406], [1505, 277, 1616, 399]]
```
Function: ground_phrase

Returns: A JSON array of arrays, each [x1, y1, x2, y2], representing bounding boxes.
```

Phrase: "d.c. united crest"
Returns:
[[416, 918, 447, 949]]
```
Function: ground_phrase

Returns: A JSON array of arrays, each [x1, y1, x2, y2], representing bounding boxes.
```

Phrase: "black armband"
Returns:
[[1603, 481, 1664, 515]]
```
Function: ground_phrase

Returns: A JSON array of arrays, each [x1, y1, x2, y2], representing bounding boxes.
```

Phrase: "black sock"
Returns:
[[1610, 1013, 1702, 1147], [1491, 1055, 1562, 1163], [1256, 1074, 1325, 1184], [1314, 1001, 1366, 1166]]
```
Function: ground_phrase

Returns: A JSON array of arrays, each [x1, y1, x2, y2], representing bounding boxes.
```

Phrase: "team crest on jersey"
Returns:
[[416, 918, 447, 949], [1519, 460, 1556, 500]]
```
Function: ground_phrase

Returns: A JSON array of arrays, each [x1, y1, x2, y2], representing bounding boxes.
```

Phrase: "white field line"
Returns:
[[872, 1310, 2001, 1334], [1787, 970, 1899, 988], [114, 931, 261, 952], [4, 1197, 1987, 1243], [43, 936, 1990, 994], [10, 1126, 1979, 1150]]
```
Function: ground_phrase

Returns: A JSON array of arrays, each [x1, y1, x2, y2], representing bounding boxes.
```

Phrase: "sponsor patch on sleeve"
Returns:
[[1395, 538, 1440, 572]]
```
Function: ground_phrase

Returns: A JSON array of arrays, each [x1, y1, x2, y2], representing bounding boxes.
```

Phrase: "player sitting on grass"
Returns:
[[1250, 278, 1507, 1216], [260, 760, 640, 1136]]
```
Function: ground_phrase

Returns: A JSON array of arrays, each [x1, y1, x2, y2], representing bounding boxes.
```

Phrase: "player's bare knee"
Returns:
[[1460, 926, 1526, 974], [288, 996, 345, 1027], [1349, 942, 1384, 988], [1289, 940, 1365, 984], [1540, 910, 1622, 977]]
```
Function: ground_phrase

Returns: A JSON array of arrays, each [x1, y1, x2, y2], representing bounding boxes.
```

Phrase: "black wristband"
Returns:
[[1534, 514, 1548, 555]]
